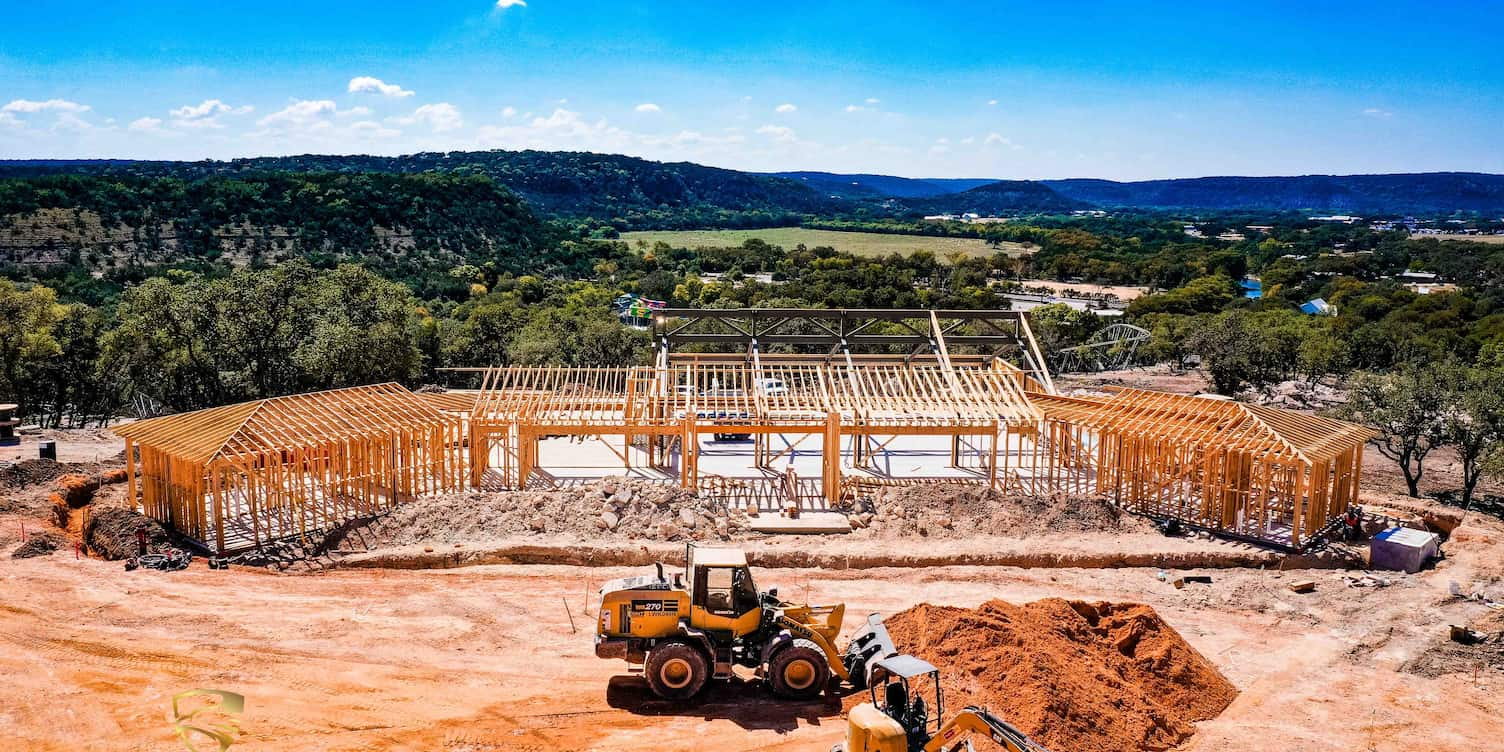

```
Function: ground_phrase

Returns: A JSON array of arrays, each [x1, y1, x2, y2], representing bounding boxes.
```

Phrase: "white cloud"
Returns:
[[168, 99, 252, 129], [865, 98, 880, 105], [392, 102, 464, 132], [987, 99, 998, 106], [3, 98, 91, 114], [128, 117, 165, 133], [774, 103, 797, 113], [634, 103, 662, 113], [844, 105, 864, 113], [984, 132, 1023, 150], [501, 106, 517, 118], [340, 105, 373, 118], [256, 99, 339, 130], [1362, 107, 1393, 119], [0, 112, 21, 128], [477, 108, 635, 152], [756, 124, 797, 142], [53, 112, 93, 132], [496, 0, 526, 7], [348, 76, 415, 98]]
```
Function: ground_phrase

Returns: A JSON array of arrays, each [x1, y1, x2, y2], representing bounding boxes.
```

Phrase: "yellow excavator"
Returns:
[[595, 546, 897, 699], [837, 655, 1051, 752]]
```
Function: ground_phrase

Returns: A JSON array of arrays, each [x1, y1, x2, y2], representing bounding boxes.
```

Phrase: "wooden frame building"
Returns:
[[114, 310, 1378, 553], [1031, 389, 1376, 547], [114, 384, 467, 555], [468, 359, 1047, 506]]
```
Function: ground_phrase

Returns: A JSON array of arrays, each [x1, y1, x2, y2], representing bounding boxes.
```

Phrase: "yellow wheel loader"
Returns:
[[595, 546, 898, 700], [837, 655, 1051, 752]]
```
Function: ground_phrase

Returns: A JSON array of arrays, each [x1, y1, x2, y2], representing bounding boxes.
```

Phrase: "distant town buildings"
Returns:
[[921, 213, 1009, 224]]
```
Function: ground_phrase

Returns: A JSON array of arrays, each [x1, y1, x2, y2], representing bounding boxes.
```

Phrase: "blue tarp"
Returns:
[[1299, 298, 1332, 315]]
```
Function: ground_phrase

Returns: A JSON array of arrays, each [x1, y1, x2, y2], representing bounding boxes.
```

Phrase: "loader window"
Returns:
[[703, 567, 736, 614]]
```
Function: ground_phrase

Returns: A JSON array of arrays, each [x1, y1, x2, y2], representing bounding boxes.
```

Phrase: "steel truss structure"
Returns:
[[650, 308, 1056, 392]]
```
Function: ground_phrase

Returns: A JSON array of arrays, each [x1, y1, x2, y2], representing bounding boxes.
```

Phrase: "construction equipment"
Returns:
[[595, 545, 894, 700], [836, 654, 1050, 752]]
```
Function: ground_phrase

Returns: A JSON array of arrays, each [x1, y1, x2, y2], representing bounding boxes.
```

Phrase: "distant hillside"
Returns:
[[1043, 172, 1504, 214], [0, 172, 566, 294], [0, 151, 834, 229], [766, 171, 994, 199], [893, 180, 1086, 215], [6, 154, 1501, 221]]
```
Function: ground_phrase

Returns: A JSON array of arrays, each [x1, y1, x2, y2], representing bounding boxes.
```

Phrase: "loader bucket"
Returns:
[[843, 613, 897, 687]]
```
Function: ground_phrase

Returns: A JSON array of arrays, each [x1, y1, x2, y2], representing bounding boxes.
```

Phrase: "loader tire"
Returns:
[[645, 641, 709, 700], [770, 639, 828, 699]]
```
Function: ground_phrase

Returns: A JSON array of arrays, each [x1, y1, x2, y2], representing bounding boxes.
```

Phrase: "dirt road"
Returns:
[[2, 544, 1500, 752]]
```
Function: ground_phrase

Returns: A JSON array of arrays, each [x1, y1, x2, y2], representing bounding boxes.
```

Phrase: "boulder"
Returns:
[[601, 511, 620, 531]]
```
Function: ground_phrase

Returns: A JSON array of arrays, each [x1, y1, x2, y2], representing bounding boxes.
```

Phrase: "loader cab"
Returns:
[[686, 547, 764, 632], [869, 655, 943, 743]]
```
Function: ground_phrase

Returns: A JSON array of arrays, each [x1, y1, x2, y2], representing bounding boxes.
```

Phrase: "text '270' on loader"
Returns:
[[594, 546, 898, 700], [837, 655, 1052, 752]]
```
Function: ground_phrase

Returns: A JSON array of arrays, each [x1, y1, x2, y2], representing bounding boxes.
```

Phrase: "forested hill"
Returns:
[[0, 151, 832, 229], [893, 180, 1087, 215], [1042, 172, 1504, 214], [0, 172, 570, 297], [766, 171, 994, 199], [4, 154, 1501, 226]]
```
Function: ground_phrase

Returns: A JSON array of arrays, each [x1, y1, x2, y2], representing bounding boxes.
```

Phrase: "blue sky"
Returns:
[[1, 1, 1500, 179]]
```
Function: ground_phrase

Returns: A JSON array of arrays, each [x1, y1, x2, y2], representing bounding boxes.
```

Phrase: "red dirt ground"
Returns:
[[880, 599, 1236, 752]]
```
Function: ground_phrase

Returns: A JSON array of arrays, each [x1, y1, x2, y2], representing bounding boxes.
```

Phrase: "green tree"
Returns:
[[1335, 366, 1448, 497], [0, 280, 64, 418], [1028, 304, 1105, 371], [1440, 363, 1504, 509]]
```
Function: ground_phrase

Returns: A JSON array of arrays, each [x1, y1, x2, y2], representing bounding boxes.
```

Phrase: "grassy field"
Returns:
[[620, 227, 1032, 258], [1429, 233, 1504, 244]]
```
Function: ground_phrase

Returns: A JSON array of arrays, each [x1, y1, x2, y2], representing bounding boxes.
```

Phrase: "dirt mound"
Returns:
[[355, 478, 751, 549], [84, 507, 172, 560], [0, 458, 68, 490], [850, 485, 1152, 538], [875, 598, 1237, 752], [12, 531, 66, 558]]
